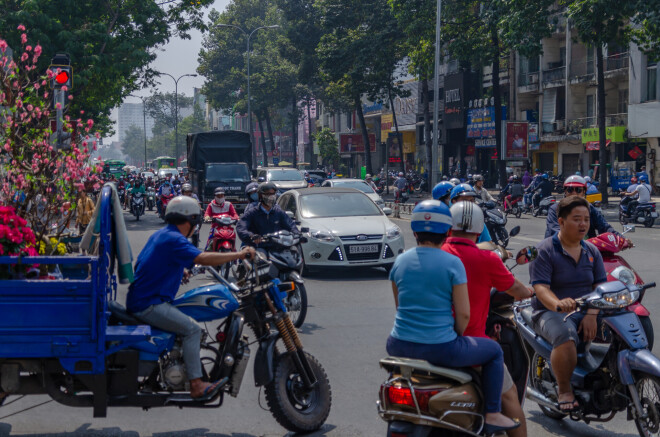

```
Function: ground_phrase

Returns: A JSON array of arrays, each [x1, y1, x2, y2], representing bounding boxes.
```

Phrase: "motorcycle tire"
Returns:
[[265, 351, 332, 433], [532, 209, 539, 217], [496, 228, 510, 248], [619, 211, 629, 225], [286, 283, 308, 328], [633, 375, 660, 437], [514, 206, 522, 219], [644, 212, 655, 228], [531, 352, 566, 420], [640, 315, 655, 351]]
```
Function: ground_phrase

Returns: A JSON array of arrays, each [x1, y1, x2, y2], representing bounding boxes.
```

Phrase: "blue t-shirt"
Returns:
[[476, 223, 491, 243], [127, 225, 202, 313], [389, 247, 467, 344]]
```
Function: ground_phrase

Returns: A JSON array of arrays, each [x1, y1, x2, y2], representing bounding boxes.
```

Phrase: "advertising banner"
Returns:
[[339, 133, 376, 153], [503, 121, 529, 160], [528, 123, 539, 142], [466, 106, 508, 139], [443, 73, 464, 129], [581, 126, 626, 143]]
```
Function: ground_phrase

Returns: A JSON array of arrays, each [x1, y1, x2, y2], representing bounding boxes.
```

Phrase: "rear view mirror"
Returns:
[[509, 226, 521, 238], [300, 227, 310, 233], [258, 176, 266, 183], [515, 246, 538, 265], [383, 207, 393, 216]]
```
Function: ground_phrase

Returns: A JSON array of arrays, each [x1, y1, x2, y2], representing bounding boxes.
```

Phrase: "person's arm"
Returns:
[[506, 278, 534, 300], [534, 283, 576, 313], [228, 203, 239, 220], [590, 205, 618, 236], [391, 281, 399, 309], [452, 283, 470, 336], [545, 204, 560, 238], [235, 208, 257, 243], [194, 246, 255, 266]]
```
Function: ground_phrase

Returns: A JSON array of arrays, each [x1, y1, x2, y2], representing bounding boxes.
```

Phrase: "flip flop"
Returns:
[[192, 377, 228, 402], [558, 398, 580, 413]]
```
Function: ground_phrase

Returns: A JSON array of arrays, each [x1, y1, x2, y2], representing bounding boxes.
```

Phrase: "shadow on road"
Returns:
[[306, 268, 389, 283], [527, 410, 639, 437]]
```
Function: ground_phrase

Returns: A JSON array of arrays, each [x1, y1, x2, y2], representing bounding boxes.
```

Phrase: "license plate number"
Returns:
[[651, 212, 658, 218], [349, 244, 378, 254]]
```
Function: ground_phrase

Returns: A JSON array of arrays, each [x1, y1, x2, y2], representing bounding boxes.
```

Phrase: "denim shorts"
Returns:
[[532, 310, 586, 348]]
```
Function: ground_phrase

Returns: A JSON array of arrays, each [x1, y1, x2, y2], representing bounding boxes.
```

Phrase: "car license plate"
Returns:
[[349, 244, 379, 254], [652, 212, 658, 218]]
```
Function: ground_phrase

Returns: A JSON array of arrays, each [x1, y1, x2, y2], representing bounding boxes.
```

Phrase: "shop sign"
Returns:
[[509, 161, 524, 166], [363, 102, 383, 115], [381, 113, 393, 139], [585, 140, 611, 151], [529, 142, 541, 151], [628, 145, 644, 159], [443, 73, 464, 129], [503, 121, 529, 160], [529, 123, 539, 142], [475, 138, 497, 148], [466, 145, 475, 156], [340, 133, 377, 153], [466, 106, 507, 139], [581, 126, 626, 143]]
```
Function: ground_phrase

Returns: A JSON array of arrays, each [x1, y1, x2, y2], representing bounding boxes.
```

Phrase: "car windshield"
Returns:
[[300, 192, 382, 218], [269, 169, 304, 181], [331, 180, 374, 194], [158, 169, 179, 178], [206, 163, 251, 182]]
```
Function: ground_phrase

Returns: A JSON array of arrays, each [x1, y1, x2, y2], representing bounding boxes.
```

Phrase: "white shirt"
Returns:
[[634, 184, 652, 203], [627, 183, 638, 193]]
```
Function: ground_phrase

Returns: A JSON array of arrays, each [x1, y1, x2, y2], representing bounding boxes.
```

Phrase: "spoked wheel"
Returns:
[[265, 351, 332, 433], [285, 283, 308, 328], [514, 205, 522, 219], [620, 211, 629, 225], [531, 352, 566, 420], [496, 228, 510, 248], [634, 375, 660, 436], [644, 212, 655, 228]]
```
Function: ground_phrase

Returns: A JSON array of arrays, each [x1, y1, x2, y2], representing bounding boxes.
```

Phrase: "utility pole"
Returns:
[[432, 0, 443, 189], [157, 72, 197, 164]]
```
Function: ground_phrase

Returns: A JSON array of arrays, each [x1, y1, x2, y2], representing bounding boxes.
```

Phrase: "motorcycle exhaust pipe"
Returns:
[[525, 386, 561, 413]]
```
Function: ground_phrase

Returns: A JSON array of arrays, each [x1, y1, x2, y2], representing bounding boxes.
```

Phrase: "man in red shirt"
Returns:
[[443, 201, 532, 437]]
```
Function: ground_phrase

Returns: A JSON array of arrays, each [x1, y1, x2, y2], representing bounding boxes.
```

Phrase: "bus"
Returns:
[[103, 159, 126, 177], [153, 156, 176, 171]]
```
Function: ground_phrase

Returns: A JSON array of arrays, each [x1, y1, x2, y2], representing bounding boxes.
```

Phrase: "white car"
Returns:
[[257, 167, 308, 192], [321, 178, 385, 208], [277, 187, 404, 271]]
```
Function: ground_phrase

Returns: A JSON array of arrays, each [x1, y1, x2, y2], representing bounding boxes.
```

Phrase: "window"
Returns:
[[647, 56, 658, 101], [586, 94, 595, 125], [618, 89, 629, 114]]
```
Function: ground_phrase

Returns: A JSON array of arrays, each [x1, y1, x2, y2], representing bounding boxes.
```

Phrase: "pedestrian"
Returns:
[[522, 170, 531, 188], [76, 190, 95, 235]]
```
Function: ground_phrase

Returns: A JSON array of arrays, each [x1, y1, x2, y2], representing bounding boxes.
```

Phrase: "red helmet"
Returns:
[[631, 177, 638, 184], [563, 175, 586, 187]]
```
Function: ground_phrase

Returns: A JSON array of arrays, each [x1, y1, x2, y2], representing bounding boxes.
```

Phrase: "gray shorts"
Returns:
[[532, 310, 585, 348], [502, 363, 514, 393]]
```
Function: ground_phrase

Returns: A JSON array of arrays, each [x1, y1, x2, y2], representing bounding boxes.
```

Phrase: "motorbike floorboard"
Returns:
[[105, 392, 224, 409]]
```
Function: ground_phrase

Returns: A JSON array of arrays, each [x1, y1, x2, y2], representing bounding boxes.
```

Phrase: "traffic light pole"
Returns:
[[55, 88, 66, 149]]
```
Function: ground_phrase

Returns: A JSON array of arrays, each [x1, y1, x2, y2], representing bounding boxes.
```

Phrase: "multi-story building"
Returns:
[[117, 102, 155, 142]]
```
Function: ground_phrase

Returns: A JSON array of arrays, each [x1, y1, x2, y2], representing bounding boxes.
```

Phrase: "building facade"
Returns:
[[117, 102, 155, 142]]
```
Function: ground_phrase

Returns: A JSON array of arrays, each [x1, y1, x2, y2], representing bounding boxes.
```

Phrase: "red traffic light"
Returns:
[[55, 71, 70, 85]]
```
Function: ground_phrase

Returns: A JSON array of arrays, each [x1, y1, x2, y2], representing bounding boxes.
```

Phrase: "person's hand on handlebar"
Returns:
[[251, 235, 263, 245], [555, 297, 577, 313], [238, 246, 256, 260], [204, 216, 211, 223]]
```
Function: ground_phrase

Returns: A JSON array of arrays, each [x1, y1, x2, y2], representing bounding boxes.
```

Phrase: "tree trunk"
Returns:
[[596, 44, 609, 205], [291, 97, 298, 168], [421, 79, 433, 181], [265, 109, 276, 158], [491, 28, 506, 189], [306, 97, 314, 165], [388, 87, 405, 173], [257, 112, 268, 167], [355, 96, 373, 176]]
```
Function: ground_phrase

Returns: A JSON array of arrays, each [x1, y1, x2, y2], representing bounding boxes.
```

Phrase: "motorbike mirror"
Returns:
[[285, 211, 295, 219], [509, 226, 521, 238], [515, 246, 538, 265], [623, 224, 636, 233], [383, 207, 393, 216], [300, 227, 310, 233], [257, 176, 266, 183], [299, 236, 308, 243]]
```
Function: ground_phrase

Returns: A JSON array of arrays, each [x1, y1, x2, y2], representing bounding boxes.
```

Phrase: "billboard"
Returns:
[[339, 133, 376, 153], [443, 73, 464, 129], [503, 121, 528, 160], [466, 106, 507, 139]]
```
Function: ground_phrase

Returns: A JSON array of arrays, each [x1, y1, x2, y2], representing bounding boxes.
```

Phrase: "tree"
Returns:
[[314, 128, 340, 168], [0, 0, 214, 134], [315, 0, 404, 175], [178, 104, 209, 137], [144, 92, 193, 130], [121, 125, 147, 165]]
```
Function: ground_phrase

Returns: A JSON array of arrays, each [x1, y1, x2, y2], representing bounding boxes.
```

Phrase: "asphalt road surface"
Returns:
[[1, 205, 659, 437]]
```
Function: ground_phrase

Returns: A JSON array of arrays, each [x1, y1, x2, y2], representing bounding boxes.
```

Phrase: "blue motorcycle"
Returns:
[[516, 281, 660, 435]]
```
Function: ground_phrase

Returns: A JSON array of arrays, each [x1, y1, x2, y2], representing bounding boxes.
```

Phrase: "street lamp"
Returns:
[[216, 24, 280, 168], [156, 72, 197, 165], [431, 0, 443, 189], [129, 95, 148, 168]]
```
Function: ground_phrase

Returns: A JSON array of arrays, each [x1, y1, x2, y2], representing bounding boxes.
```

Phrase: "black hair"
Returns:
[[414, 231, 448, 246], [557, 196, 590, 219]]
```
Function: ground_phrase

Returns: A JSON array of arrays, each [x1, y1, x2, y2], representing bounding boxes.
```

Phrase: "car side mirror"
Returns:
[[383, 207, 393, 216], [285, 211, 294, 219]]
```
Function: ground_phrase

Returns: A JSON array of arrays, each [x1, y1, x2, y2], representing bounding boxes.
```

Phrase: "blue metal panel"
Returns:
[[173, 284, 239, 322]]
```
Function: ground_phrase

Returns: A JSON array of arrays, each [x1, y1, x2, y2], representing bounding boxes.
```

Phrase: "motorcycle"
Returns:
[[146, 187, 156, 211], [377, 245, 532, 437], [158, 193, 174, 221], [118, 188, 126, 210], [532, 194, 556, 217], [480, 201, 511, 247], [517, 280, 660, 436], [130, 192, 145, 221], [503, 195, 523, 219], [205, 215, 238, 279], [619, 197, 657, 228], [242, 230, 309, 329], [587, 225, 654, 350]]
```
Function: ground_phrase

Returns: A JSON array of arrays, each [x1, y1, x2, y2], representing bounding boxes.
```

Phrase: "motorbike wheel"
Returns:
[[265, 351, 332, 433], [620, 211, 629, 225], [496, 228, 510, 248], [640, 315, 655, 351], [531, 352, 567, 420], [532, 208, 539, 217], [633, 375, 660, 437], [286, 283, 308, 328], [644, 212, 655, 228]]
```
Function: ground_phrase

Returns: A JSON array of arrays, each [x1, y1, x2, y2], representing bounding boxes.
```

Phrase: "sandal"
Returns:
[[557, 393, 580, 413]]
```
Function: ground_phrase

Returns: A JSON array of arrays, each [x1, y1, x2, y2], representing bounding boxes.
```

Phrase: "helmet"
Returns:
[[432, 182, 455, 201], [398, 172, 404, 177], [575, 171, 582, 176], [258, 181, 277, 194], [563, 175, 586, 187], [366, 174, 372, 179], [542, 173, 549, 180], [450, 201, 485, 234], [164, 196, 200, 224], [214, 187, 225, 195], [449, 178, 460, 186], [631, 177, 638, 184], [508, 176, 514, 183], [245, 182, 259, 195], [450, 183, 477, 202], [639, 174, 649, 183], [512, 174, 520, 181], [473, 174, 484, 182], [181, 183, 192, 193], [411, 200, 452, 234], [584, 176, 592, 184]]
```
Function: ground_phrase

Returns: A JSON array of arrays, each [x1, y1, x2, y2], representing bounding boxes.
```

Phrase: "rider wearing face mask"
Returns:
[[243, 182, 260, 212], [236, 182, 299, 249], [204, 187, 239, 223]]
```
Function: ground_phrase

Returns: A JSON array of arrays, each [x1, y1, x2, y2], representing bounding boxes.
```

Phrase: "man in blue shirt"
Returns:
[[127, 196, 255, 401]]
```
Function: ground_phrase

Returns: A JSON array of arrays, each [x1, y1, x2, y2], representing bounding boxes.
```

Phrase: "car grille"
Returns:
[[340, 234, 382, 241], [345, 243, 382, 261]]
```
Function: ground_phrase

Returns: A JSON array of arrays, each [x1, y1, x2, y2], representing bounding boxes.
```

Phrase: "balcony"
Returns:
[[567, 113, 627, 134], [542, 119, 566, 134], [569, 60, 595, 83], [518, 71, 540, 93], [542, 66, 566, 87], [605, 52, 629, 80], [550, 14, 567, 35]]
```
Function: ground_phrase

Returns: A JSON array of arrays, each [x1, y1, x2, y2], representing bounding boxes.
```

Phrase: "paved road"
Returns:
[[1, 206, 659, 436]]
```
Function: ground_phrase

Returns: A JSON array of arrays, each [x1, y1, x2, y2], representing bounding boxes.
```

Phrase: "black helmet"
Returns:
[[258, 182, 277, 194], [245, 182, 259, 195], [214, 186, 225, 195]]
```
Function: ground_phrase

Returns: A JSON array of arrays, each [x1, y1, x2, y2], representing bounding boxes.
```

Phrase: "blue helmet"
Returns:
[[411, 200, 453, 234], [450, 183, 477, 202], [639, 174, 649, 183], [542, 173, 549, 180], [432, 181, 454, 201]]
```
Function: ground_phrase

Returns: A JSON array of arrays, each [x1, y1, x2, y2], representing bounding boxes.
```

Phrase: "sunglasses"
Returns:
[[565, 187, 584, 194]]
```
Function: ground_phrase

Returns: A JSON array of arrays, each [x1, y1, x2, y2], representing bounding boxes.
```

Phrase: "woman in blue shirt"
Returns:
[[386, 200, 520, 434]]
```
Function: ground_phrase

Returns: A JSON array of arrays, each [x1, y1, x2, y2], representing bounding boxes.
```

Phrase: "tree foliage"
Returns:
[[121, 125, 147, 165], [314, 127, 340, 168], [144, 92, 193, 130]]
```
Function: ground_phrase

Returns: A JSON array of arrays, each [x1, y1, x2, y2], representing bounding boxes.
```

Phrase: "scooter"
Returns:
[[146, 187, 156, 211], [517, 281, 660, 436], [587, 225, 654, 350], [480, 201, 510, 247], [205, 215, 238, 279], [130, 192, 145, 221], [532, 194, 556, 217], [158, 193, 174, 221], [503, 195, 523, 219], [619, 197, 657, 228]]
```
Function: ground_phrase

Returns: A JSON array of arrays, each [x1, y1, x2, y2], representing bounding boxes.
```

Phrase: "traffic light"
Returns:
[[49, 53, 73, 89]]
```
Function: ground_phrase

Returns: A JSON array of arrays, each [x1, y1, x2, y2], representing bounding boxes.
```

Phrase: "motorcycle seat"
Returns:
[[520, 306, 534, 327], [380, 356, 473, 385], [108, 300, 144, 326]]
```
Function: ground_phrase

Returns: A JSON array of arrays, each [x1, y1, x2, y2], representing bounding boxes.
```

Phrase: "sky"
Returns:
[[106, 0, 231, 143]]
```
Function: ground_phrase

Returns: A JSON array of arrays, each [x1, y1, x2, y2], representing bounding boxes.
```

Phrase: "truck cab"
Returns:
[[202, 162, 252, 211]]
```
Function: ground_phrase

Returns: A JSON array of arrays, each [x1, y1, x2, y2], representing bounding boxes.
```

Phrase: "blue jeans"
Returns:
[[134, 302, 203, 380], [387, 335, 504, 413]]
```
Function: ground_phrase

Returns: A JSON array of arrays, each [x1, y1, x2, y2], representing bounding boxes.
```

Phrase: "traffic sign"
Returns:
[[273, 157, 280, 166]]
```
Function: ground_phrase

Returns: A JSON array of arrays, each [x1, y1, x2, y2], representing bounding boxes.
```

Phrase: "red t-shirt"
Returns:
[[441, 236, 515, 338]]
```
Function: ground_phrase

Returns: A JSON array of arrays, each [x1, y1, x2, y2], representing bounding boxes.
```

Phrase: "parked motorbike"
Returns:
[[205, 215, 238, 279], [146, 187, 156, 211], [377, 245, 532, 437], [619, 197, 657, 228], [587, 226, 654, 350], [517, 280, 660, 436], [480, 201, 511, 247], [532, 194, 556, 217], [130, 192, 145, 221]]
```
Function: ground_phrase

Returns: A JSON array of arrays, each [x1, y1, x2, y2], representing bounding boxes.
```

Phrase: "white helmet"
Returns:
[[450, 201, 485, 234], [449, 178, 460, 186], [165, 195, 201, 224], [399, 172, 404, 177]]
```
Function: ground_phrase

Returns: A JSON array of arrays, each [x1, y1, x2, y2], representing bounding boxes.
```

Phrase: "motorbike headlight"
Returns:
[[309, 228, 335, 242], [590, 289, 640, 309], [386, 225, 401, 239], [611, 266, 636, 286]]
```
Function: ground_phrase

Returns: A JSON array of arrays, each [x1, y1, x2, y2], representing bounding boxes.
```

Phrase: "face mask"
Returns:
[[262, 194, 276, 207], [215, 197, 225, 205], [249, 192, 259, 202]]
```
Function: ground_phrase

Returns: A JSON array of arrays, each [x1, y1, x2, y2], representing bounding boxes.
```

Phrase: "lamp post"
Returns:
[[431, 0, 443, 189], [216, 24, 280, 168], [156, 72, 197, 165]]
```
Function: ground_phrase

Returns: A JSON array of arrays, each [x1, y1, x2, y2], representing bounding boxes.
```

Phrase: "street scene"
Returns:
[[2, 0, 660, 436]]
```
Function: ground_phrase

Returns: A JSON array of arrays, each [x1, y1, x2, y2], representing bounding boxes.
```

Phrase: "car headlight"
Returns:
[[309, 228, 335, 242], [387, 225, 401, 239], [611, 266, 636, 285], [590, 289, 640, 309]]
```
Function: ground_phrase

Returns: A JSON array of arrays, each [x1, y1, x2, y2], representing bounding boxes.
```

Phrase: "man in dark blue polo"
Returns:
[[530, 196, 607, 413], [236, 182, 299, 250]]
